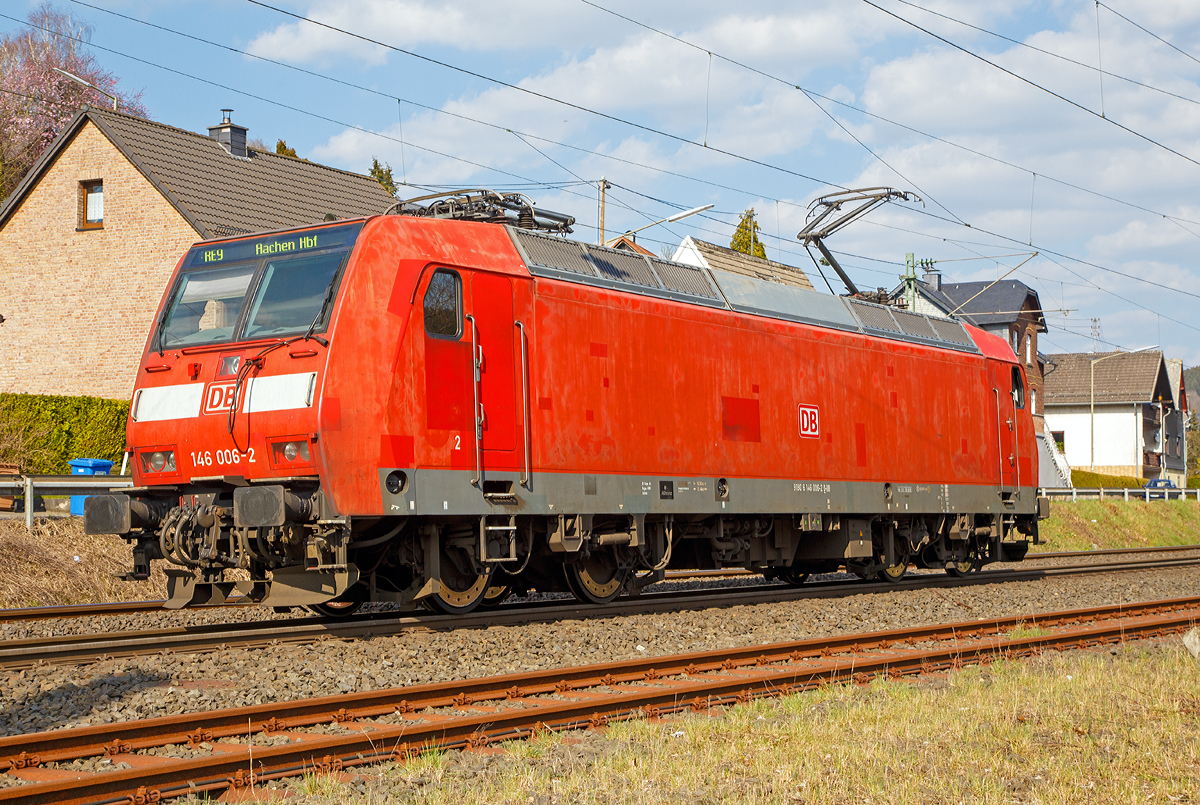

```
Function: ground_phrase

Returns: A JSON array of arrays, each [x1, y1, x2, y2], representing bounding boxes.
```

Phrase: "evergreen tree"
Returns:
[[275, 139, 298, 158], [370, 157, 397, 196], [730, 208, 767, 259]]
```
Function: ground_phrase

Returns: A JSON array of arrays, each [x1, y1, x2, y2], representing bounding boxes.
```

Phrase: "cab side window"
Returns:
[[423, 269, 461, 338], [1011, 366, 1026, 409]]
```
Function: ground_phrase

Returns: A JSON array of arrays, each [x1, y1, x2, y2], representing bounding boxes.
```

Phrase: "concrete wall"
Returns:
[[0, 121, 199, 400]]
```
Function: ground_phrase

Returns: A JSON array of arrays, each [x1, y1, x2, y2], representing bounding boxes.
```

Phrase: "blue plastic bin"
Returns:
[[68, 458, 114, 516]]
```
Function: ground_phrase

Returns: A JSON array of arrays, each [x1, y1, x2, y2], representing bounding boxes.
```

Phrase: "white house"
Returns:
[[1044, 351, 1186, 485]]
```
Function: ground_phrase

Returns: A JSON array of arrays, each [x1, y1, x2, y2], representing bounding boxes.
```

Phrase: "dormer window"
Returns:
[[79, 180, 103, 229]]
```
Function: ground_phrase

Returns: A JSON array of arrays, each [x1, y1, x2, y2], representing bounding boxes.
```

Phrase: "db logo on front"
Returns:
[[203, 381, 238, 414], [797, 404, 820, 439]]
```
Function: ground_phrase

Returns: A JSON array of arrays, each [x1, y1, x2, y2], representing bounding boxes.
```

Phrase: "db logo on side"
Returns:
[[798, 404, 820, 439], [203, 381, 238, 415]]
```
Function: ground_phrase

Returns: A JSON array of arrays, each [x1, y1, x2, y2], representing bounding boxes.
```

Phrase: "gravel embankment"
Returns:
[[2, 564, 1196, 738], [6, 547, 1194, 643]]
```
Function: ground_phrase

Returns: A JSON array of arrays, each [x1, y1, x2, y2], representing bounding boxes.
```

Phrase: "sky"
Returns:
[[4, 0, 1199, 365]]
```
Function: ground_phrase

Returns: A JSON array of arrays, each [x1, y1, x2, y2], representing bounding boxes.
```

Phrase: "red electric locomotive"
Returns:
[[87, 191, 1047, 613]]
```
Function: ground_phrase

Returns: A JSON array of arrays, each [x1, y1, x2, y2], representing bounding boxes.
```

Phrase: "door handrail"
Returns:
[[515, 320, 531, 488], [465, 313, 483, 487], [994, 388, 1006, 497]]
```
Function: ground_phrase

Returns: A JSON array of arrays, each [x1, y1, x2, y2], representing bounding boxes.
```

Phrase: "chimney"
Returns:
[[922, 268, 942, 292], [208, 109, 248, 158]]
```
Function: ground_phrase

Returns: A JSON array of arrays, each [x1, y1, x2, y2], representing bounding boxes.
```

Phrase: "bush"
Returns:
[[0, 393, 128, 474], [1190, 476, 1200, 489], [1070, 469, 1145, 489]]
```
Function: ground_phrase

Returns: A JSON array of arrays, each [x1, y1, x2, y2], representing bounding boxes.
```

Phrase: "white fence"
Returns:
[[1042, 487, 1200, 502]]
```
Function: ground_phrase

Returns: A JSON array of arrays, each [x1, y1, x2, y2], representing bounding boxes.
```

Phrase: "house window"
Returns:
[[1031, 388, 1037, 414], [423, 269, 461, 338], [1052, 431, 1065, 452], [79, 180, 103, 229], [1025, 333, 1033, 364]]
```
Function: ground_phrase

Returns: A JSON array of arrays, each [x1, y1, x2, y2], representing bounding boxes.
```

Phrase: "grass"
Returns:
[[269, 641, 1200, 804], [1037, 499, 1200, 552], [0, 518, 168, 608]]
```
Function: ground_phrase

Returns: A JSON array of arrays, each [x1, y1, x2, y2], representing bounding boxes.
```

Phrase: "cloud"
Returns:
[[288, 1, 1200, 360]]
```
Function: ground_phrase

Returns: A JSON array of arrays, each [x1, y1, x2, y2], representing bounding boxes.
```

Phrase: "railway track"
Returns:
[[2, 543, 1196, 626], [2, 594, 1197, 805], [2, 551, 1197, 670]]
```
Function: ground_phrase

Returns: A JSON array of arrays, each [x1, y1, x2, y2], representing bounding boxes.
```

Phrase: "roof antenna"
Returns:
[[798, 187, 921, 296]]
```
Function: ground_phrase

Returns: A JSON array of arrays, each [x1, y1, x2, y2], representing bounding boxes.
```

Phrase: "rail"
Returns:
[[4, 552, 1196, 670], [0, 474, 133, 529], [2, 595, 1196, 804], [1042, 486, 1200, 502]]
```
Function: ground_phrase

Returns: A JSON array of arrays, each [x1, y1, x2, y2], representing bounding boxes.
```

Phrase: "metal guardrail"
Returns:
[[0, 474, 134, 529], [1042, 487, 1200, 502], [2, 476, 1196, 531]]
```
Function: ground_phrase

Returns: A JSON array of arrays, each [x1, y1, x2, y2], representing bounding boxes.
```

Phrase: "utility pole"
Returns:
[[598, 177, 611, 246], [903, 253, 917, 310], [1090, 318, 1101, 352]]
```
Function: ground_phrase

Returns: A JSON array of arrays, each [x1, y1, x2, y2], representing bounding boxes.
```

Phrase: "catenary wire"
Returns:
[[242, 0, 845, 192], [57, 0, 1200, 281], [14, 6, 1194, 342], [575, 0, 1200, 233], [861, 0, 1200, 171], [891, 0, 1200, 108], [1097, 1, 1200, 70], [0, 10, 628, 214], [58, 1, 845, 226]]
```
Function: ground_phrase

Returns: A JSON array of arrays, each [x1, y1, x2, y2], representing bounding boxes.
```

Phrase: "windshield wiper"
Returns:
[[302, 275, 338, 347], [152, 305, 172, 356]]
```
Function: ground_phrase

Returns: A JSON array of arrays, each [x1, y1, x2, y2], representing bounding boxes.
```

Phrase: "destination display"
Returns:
[[186, 222, 364, 268]]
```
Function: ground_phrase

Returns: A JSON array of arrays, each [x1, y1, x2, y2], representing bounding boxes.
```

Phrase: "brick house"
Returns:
[[0, 106, 396, 400], [1043, 350, 1185, 484]]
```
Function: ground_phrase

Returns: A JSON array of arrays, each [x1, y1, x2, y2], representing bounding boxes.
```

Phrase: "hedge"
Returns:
[[0, 393, 128, 475], [1070, 469, 1146, 489]]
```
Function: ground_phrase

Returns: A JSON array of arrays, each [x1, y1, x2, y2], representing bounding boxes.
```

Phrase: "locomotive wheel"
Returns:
[[307, 599, 364, 618], [780, 570, 810, 586], [877, 542, 911, 584], [563, 552, 627, 604], [425, 544, 494, 615], [477, 583, 513, 609], [877, 560, 908, 583]]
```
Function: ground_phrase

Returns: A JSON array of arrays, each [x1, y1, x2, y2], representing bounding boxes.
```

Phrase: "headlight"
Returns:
[[141, 450, 176, 474], [271, 439, 312, 467]]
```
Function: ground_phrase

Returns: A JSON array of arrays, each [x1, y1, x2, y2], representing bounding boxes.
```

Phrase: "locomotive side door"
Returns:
[[468, 272, 518, 458], [991, 362, 1019, 492]]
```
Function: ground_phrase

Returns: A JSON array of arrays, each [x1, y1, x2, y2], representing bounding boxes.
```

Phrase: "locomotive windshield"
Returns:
[[157, 222, 363, 349]]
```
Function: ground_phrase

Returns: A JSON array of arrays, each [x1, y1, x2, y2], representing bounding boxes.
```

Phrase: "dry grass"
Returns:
[[1038, 499, 1200, 552], [283, 642, 1200, 804], [0, 519, 167, 608]]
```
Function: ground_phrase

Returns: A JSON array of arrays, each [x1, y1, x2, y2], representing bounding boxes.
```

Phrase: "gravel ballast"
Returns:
[[2, 564, 1197, 738]]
